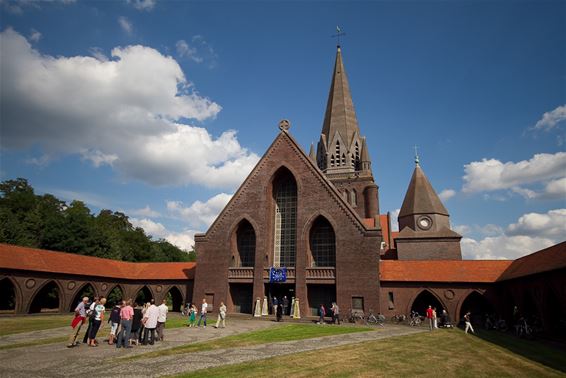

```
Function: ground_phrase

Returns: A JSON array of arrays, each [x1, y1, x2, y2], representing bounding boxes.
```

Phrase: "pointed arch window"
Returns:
[[330, 154, 335, 167], [355, 142, 360, 170], [341, 153, 346, 166], [309, 217, 336, 267], [236, 220, 256, 267], [273, 169, 297, 267]]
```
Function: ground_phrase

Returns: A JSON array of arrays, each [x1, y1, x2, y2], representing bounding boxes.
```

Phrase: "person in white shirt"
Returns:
[[197, 298, 208, 328], [156, 299, 168, 341], [142, 299, 159, 345]]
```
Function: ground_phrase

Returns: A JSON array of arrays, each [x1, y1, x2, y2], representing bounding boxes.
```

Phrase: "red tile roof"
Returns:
[[497, 241, 566, 281], [0, 244, 195, 280], [380, 260, 513, 283]]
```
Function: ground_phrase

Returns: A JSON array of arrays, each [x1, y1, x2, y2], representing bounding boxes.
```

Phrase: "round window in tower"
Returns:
[[417, 216, 433, 231]]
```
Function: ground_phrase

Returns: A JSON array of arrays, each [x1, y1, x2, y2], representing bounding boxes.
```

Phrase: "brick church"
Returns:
[[1, 47, 564, 334]]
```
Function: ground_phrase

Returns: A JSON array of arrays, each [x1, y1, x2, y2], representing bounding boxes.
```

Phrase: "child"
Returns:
[[188, 304, 197, 327]]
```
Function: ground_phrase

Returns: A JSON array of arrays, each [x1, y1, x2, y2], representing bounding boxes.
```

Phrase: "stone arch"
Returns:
[[409, 289, 446, 317], [106, 285, 125, 308], [458, 290, 494, 326], [0, 277, 18, 313], [165, 286, 184, 312], [28, 280, 62, 313], [267, 163, 303, 194], [271, 166, 298, 268], [134, 285, 154, 305], [231, 218, 256, 267], [68, 283, 97, 312], [308, 215, 336, 267]]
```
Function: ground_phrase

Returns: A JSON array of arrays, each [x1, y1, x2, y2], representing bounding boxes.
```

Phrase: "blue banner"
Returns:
[[269, 267, 287, 283]]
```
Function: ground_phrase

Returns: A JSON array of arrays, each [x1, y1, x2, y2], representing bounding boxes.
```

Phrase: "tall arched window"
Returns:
[[310, 216, 336, 267], [237, 220, 256, 267], [273, 168, 297, 267]]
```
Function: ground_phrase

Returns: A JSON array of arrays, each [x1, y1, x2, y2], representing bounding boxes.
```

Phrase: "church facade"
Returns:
[[194, 46, 475, 318]]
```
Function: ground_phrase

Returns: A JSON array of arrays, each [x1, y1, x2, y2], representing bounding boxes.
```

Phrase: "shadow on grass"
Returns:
[[475, 329, 566, 373]]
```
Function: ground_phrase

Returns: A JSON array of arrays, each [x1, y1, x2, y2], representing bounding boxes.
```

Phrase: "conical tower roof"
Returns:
[[321, 46, 360, 146], [399, 165, 449, 217]]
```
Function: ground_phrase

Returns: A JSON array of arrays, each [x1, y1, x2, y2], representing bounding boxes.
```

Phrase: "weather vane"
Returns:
[[332, 26, 346, 47], [414, 145, 420, 166]]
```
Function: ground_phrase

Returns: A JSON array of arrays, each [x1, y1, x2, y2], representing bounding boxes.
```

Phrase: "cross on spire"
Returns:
[[332, 26, 346, 47], [414, 145, 420, 166]]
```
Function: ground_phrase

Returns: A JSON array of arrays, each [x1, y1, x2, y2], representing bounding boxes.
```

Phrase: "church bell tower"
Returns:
[[316, 46, 380, 222]]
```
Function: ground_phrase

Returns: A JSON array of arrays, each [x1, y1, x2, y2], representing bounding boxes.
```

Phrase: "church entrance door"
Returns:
[[265, 283, 295, 316]]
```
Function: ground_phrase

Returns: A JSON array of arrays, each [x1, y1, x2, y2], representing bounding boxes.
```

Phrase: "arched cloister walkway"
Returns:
[[29, 281, 60, 313]]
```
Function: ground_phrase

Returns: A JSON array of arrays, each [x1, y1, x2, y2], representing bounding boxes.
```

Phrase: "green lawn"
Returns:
[[180, 330, 566, 378], [0, 312, 188, 337], [126, 323, 373, 360]]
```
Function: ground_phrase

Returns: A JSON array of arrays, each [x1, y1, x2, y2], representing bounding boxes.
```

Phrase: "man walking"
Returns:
[[67, 296, 89, 347], [426, 305, 434, 331], [197, 298, 208, 328], [464, 312, 475, 334], [156, 299, 168, 341]]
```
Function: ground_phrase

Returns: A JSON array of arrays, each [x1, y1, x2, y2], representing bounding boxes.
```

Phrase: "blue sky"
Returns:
[[1, 0, 565, 258]]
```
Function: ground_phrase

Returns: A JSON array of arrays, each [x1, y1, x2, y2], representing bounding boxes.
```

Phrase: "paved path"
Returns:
[[0, 320, 425, 377]]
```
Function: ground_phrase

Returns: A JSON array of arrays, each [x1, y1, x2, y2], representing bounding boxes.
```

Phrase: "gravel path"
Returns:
[[0, 320, 425, 377]]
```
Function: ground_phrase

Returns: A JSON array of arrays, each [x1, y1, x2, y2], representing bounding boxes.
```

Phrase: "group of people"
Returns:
[[183, 298, 227, 329], [317, 302, 340, 324], [425, 306, 454, 331], [68, 296, 169, 348]]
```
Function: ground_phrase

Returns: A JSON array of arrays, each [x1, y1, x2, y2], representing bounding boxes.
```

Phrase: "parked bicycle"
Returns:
[[391, 314, 406, 323], [366, 310, 385, 327], [516, 317, 533, 339], [346, 309, 365, 324], [409, 311, 422, 327]]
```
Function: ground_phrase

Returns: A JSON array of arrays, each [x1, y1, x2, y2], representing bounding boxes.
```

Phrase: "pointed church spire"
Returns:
[[309, 142, 316, 162], [321, 46, 360, 148], [399, 164, 449, 218]]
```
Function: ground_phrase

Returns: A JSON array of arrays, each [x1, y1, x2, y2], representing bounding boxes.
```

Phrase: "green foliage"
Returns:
[[0, 178, 192, 262]]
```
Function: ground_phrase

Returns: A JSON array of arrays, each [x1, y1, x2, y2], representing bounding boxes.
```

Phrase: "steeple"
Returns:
[[399, 164, 449, 219], [316, 46, 371, 176]]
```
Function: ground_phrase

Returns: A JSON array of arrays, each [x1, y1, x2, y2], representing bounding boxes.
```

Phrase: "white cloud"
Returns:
[[88, 47, 108, 62], [167, 193, 232, 228], [461, 235, 555, 260], [130, 217, 195, 251], [46, 188, 109, 209], [175, 36, 217, 67], [506, 209, 566, 239], [29, 29, 41, 42], [118, 16, 133, 34], [1, 0, 75, 14], [0, 28, 258, 189], [127, 0, 155, 11], [460, 208, 565, 260], [176, 40, 203, 63], [462, 152, 566, 200], [129, 205, 161, 218], [438, 189, 456, 201], [390, 208, 400, 232], [532, 105, 566, 132]]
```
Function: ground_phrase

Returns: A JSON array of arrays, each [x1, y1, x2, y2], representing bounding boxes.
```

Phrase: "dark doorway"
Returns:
[[69, 284, 96, 312], [265, 283, 295, 315], [0, 278, 16, 312], [166, 286, 183, 312], [307, 284, 336, 316], [410, 290, 445, 318], [544, 289, 566, 336], [106, 286, 124, 308], [459, 291, 494, 326], [29, 281, 60, 313], [230, 283, 253, 314], [135, 286, 153, 305]]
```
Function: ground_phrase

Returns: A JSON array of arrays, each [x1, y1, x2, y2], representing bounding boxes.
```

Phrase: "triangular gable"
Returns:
[[201, 129, 378, 239]]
